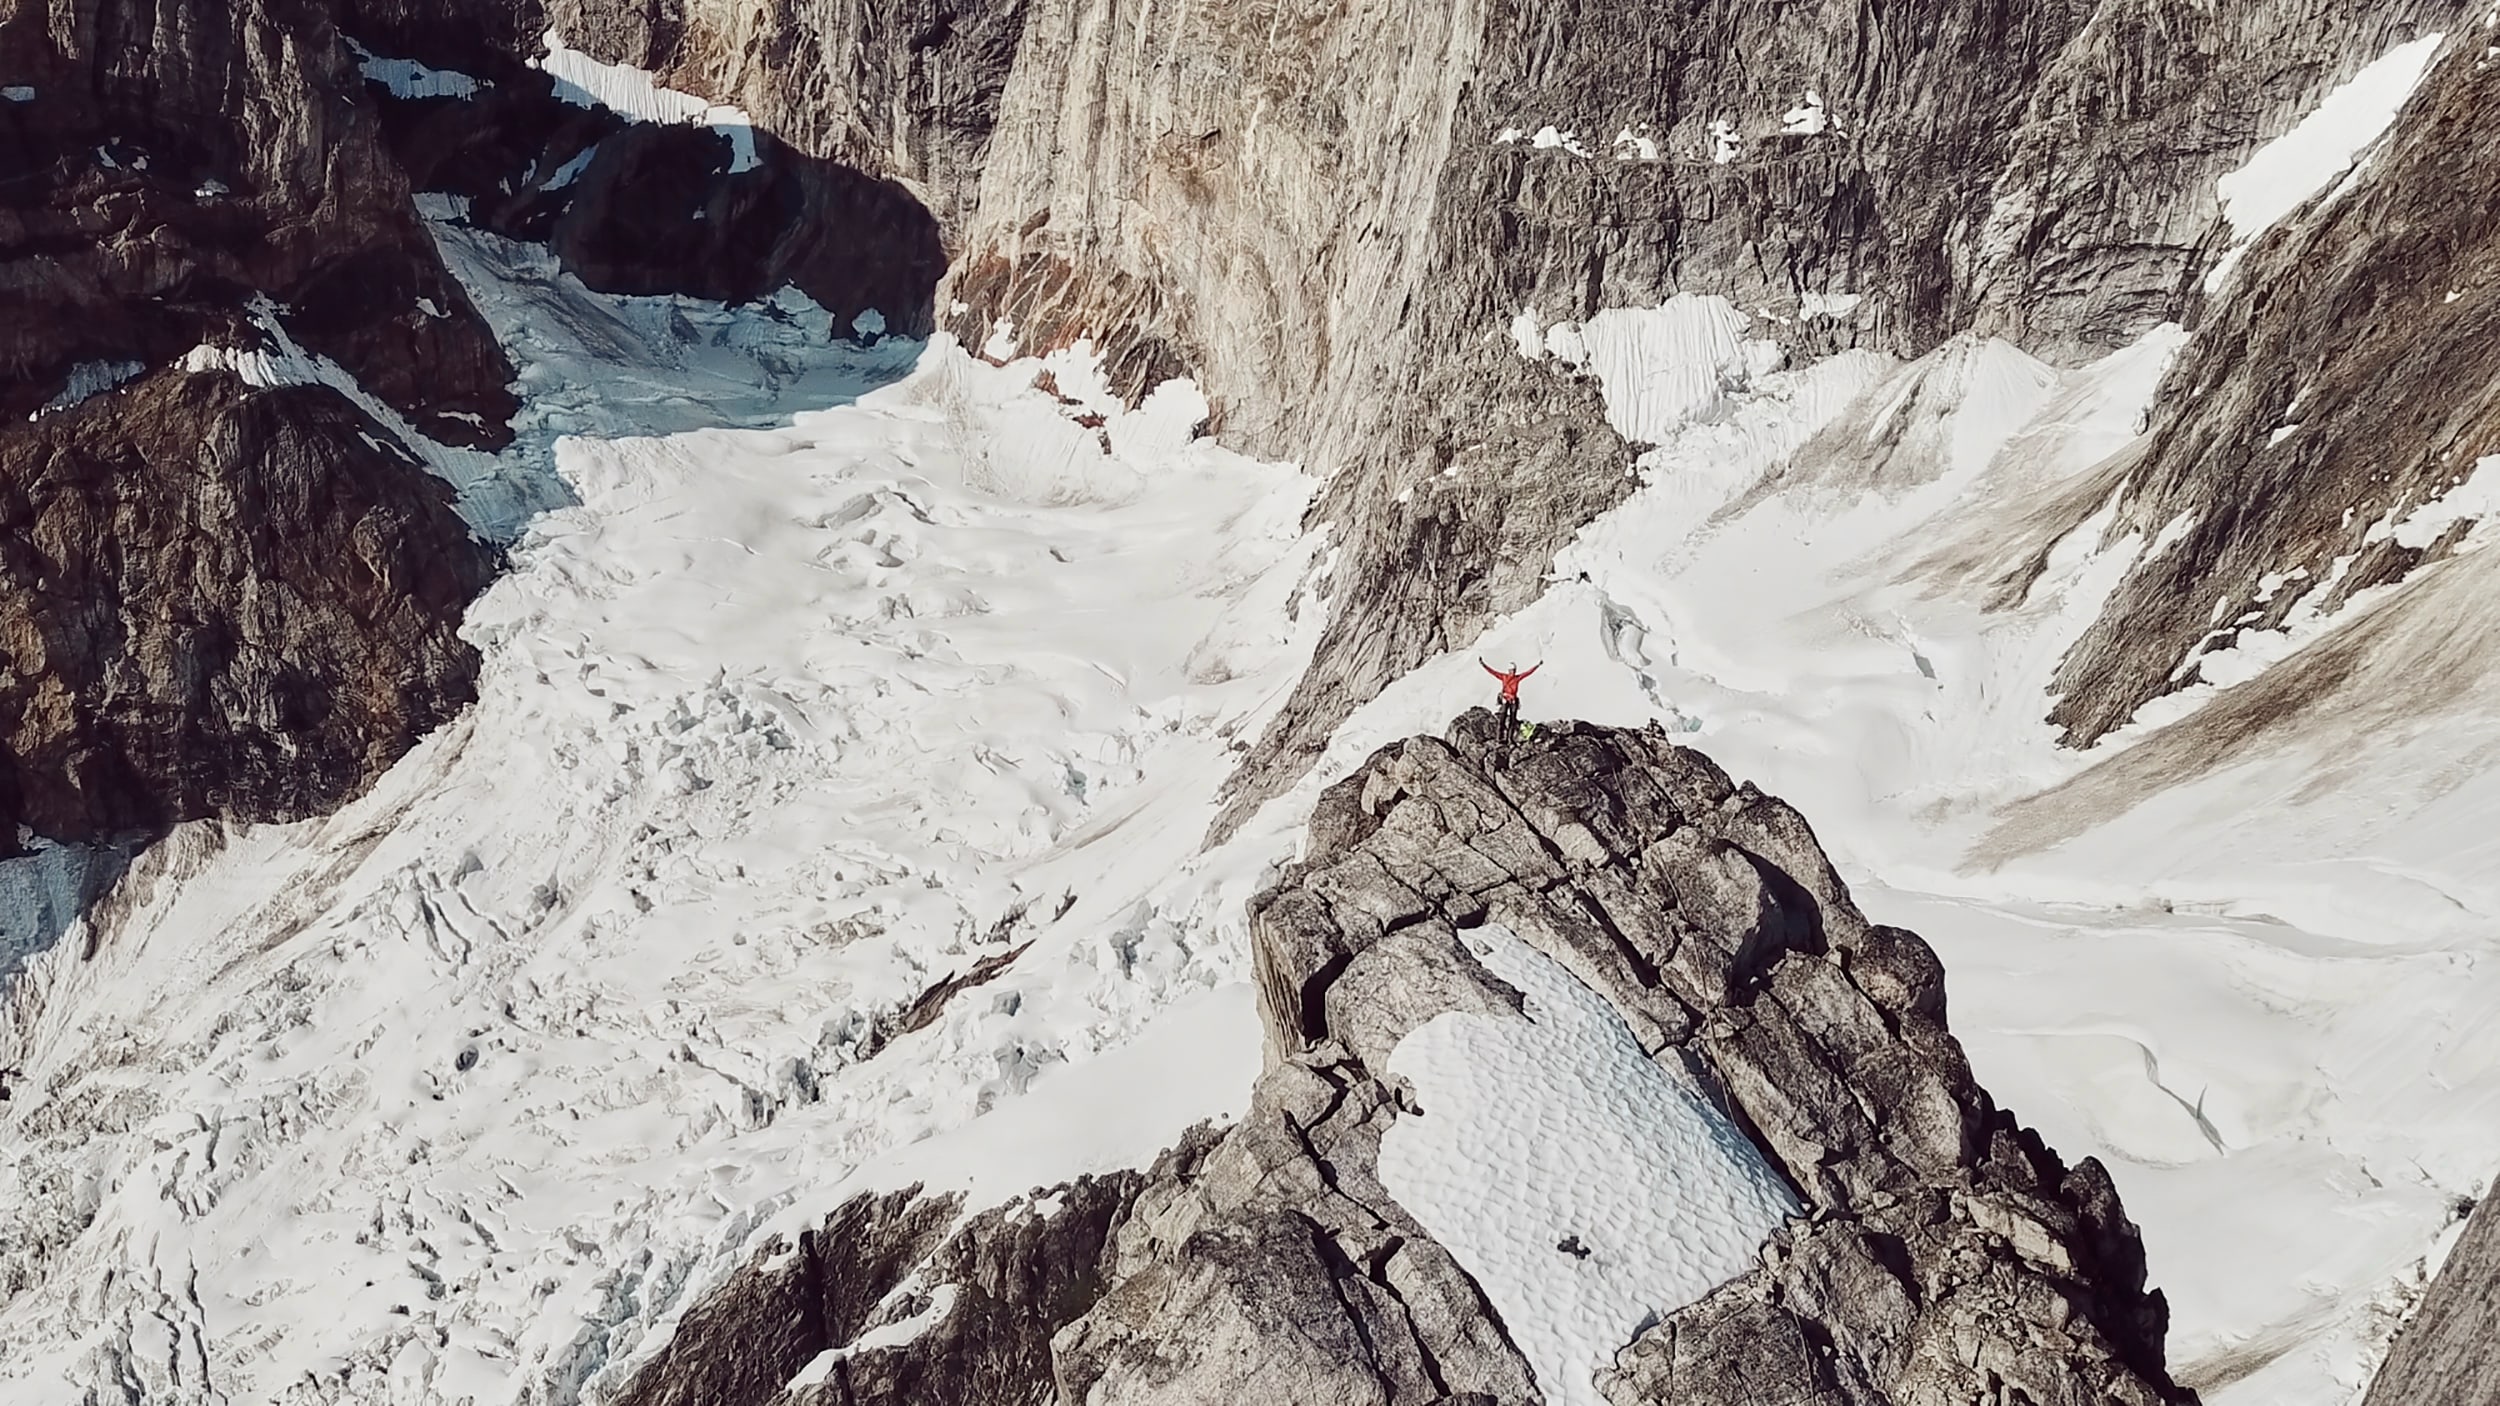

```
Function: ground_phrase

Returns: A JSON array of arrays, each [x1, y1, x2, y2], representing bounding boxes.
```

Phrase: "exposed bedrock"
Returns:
[[622, 719, 2189, 1405], [0, 0, 519, 438], [0, 0, 517, 848], [2362, 1188, 2500, 1406], [0, 371, 495, 846], [2037, 25, 2500, 749]]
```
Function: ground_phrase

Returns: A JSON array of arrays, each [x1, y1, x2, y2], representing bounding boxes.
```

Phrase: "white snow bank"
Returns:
[[1781, 91, 1831, 135], [538, 29, 760, 173], [1707, 117, 1741, 163], [1379, 924, 1797, 1406], [1538, 296, 1785, 444], [2208, 33, 2445, 287], [31, 358, 143, 417]]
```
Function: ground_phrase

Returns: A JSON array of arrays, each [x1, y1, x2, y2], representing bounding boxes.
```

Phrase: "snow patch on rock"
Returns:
[[2207, 32, 2446, 288], [537, 29, 761, 173], [1377, 922, 1798, 1406]]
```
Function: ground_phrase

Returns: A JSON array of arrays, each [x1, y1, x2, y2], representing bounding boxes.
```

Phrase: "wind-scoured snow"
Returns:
[[1377, 923, 1797, 1406], [32, 357, 145, 416]]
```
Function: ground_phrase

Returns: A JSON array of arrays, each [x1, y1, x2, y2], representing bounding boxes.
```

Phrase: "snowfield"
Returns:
[[1378, 923, 1799, 1406], [0, 295, 1318, 1400], [7, 102, 2500, 1401]]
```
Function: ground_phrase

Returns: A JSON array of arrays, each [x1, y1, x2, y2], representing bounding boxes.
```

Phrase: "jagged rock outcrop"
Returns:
[[2363, 1189, 2500, 1406], [623, 719, 2187, 1405], [0, 0, 517, 437], [0, 0, 515, 844], [0, 370, 495, 845]]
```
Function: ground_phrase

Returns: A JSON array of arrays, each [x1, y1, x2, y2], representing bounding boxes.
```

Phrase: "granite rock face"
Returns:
[[0, 370, 494, 846], [2362, 1190, 2500, 1406], [622, 719, 2189, 1406], [20, 0, 2463, 851], [2034, 25, 2500, 749]]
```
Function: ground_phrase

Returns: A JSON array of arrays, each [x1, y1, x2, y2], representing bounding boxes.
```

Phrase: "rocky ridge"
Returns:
[[618, 718, 2187, 1406]]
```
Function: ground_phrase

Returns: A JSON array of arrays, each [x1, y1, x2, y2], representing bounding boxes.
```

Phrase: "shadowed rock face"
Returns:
[[616, 720, 2188, 1406], [609, 1152, 1208, 1406], [0, 0, 520, 440], [0, 371, 495, 846]]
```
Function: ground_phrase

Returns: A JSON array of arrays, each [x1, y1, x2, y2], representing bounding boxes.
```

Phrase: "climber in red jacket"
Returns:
[[1482, 659, 1540, 734]]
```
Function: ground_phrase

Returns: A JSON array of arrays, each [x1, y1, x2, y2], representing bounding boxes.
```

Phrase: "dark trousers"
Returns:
[[1497, 696, 1518, 733]]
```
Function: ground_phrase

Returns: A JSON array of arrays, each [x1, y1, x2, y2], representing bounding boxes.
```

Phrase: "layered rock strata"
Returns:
[[620, 718, 2189, 1406]]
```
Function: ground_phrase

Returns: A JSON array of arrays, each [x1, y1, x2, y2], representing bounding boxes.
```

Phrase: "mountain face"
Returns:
[[5, 0, 2500, 1403]]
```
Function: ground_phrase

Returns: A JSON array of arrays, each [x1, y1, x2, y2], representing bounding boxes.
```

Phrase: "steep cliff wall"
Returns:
[[0, 0, 516, 844]]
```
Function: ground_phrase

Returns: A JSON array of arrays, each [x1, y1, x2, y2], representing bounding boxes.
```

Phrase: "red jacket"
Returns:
[[1482, 660, 1539, 702]]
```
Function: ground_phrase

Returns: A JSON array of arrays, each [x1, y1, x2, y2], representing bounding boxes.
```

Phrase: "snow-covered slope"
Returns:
[[0, 280, 1321, 1400], [1298, 300, 2500, 1402]]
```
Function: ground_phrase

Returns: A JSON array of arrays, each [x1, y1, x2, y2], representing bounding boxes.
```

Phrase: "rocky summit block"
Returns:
[[620, 715, 2193, 1406]]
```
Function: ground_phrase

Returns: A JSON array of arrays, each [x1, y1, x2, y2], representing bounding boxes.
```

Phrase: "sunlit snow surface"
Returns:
[[1378, 924, 1797, 1406], [6, 178, 2500, 1403], [0, 278, 1316, 1398]]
